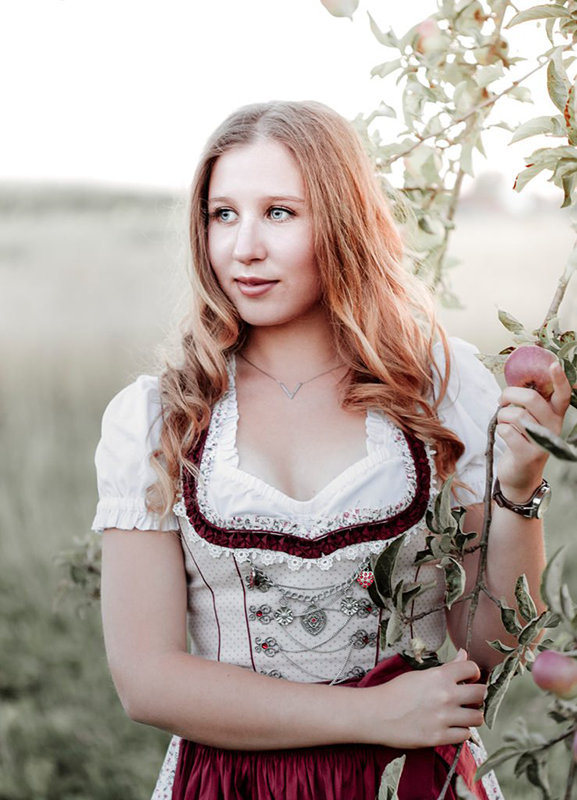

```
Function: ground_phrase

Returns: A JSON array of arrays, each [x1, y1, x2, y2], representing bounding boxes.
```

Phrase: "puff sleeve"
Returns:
[[432, 336, 507, 507], [91, 375, 179, 533]]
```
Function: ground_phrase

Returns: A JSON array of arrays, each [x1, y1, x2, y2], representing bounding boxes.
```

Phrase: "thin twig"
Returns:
[[466, 412, 499, 654], [437, 742, 465, 800], [542, 238, 577, 330], [432, 167, 466, 291], [402, 591, 476, 624]]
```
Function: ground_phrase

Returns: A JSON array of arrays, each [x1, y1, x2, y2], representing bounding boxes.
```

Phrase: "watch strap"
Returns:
[[492, 478, 550, 518]]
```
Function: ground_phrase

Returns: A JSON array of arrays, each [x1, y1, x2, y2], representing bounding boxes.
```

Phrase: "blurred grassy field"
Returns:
[[1, 183, 576, 798]]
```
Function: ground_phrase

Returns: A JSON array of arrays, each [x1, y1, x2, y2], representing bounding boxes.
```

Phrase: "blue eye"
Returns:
[[208, 206, 294, 223], [269, 207, 293, 222]]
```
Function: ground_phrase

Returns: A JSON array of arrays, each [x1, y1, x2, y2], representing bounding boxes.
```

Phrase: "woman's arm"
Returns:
[[447, 360, 572, 672], [445, 500, 547, 673], [101, 527, 485, 750], [101, 527, 366, 749]]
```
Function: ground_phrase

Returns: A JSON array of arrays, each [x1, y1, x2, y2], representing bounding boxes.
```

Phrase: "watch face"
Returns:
[[536, 488, 552, 519]]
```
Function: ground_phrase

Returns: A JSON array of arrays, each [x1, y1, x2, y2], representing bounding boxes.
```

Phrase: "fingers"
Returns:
[[549, 361, 573, 417], [496, 406, 551, 460], [457, 683, 487, 708], [452, 707, 485, 728], [443, 659, 481, 683], [499, 387, 561, 431], [444, 727, 475, 745]]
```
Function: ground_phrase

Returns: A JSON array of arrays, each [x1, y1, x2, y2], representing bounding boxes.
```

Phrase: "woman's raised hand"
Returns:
[[360, 648, 486, 749]]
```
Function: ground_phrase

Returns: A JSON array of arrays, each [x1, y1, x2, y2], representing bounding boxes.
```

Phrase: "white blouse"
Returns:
[[91, 335, 506, 800], [92, 336, 505, 536]]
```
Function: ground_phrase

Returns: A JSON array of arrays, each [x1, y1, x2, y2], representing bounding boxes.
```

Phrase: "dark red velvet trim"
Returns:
[[181, 421, 431, 560]]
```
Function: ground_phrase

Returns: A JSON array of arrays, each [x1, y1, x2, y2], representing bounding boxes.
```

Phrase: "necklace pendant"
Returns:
[[279, 381, 303, 400], [301, 605, 327, 636]]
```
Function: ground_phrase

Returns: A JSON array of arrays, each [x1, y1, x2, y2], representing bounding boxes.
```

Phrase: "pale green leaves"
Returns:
[[547, 48, 571, 114], [319, 0, 359, 21], [474, 62, 505, 88], [484, 652, 521, 728], [506, 5, 573, 29], [540, 546, 571, 620], [439, 556, 466, 610], [525, 421, 577, 461], [371, 59, 403, 81], [510, 114, 566, 144], [377, 755, 406, 800], [367, 12, 399, 49], [516, 575, 538, 622]]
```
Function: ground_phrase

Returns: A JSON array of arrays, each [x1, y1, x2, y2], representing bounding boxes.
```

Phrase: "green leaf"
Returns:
[[474, 352, 508, 375], [540, 545, 567, 613], [506, 5, 572, 29], [474, 744, 523, 781], [400, 580, 437, 613], [524, 421, 577, 461], [367, 12, 399, 48], [508, 86, 533, 104], [440, 556, 466, 610], [500, 601, 522, 636], [454, 775, 477, 799], [497, 308, 526, 335], [557, 337, 577, 360], [513, 162, 549, 193], [371, 59, 403, 80], [434, 474, 458, 533], [518, 611, 549, 646], [510, 114, 566, 144], [513, 751, 552, 797], [487, 639, 518, 654], [559, 583, 577, 625], [385, 608, 404, 647], [372, 536, 406, 601], [484, 653, 520, 728], [368, 578, 387, 609], [474, 63, 505, 88], [515, 574, 538, 622], [378, 754, 406, 800], [547, 47, 571, 114]]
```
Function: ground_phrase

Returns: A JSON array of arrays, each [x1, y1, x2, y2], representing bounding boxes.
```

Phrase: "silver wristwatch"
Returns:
[[492, 478, 552, 519]]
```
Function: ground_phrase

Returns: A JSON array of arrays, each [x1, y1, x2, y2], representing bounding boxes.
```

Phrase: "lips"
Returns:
[[235, 277, 278, 297], [235, 277, 278, 285]]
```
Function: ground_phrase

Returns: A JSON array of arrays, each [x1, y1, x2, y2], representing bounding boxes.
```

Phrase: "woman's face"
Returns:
[[207, 138, 322, 328]]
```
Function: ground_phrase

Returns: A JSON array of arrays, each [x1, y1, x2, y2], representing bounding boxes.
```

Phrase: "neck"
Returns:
[[240, 306, 342, 380]]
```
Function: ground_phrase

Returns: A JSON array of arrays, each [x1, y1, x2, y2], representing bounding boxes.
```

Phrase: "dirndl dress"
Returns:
[[90, 338, 507, 800]]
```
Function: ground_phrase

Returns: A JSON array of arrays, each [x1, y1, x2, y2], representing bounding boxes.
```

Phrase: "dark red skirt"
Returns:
[[171, 654, 492, 800]]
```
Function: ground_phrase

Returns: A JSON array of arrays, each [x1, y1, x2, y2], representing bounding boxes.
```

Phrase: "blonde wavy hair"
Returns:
[[148, 99, 467, 521]]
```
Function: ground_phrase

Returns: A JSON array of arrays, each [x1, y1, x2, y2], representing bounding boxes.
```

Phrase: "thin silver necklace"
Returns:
[[238, 352, 347, 400]]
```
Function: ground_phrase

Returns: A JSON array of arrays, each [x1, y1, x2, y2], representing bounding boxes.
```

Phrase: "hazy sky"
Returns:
[[2, 0, 568, 201]]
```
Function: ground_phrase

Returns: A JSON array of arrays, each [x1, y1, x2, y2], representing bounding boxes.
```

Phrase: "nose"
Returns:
[[232, 215, 267, 264]]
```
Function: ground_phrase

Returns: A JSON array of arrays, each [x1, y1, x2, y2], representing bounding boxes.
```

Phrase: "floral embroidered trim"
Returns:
[[150, 734, 181, 799], [191, 357, 424, 539], [174, 505, 430, 571], [467, 732, 506, 800]]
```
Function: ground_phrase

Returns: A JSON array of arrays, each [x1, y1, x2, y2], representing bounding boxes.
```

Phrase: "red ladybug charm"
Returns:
[[356, 569, 374, 588]]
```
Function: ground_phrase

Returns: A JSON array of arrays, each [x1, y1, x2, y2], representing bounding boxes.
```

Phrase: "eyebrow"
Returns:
[[208, 195, 305, 204]]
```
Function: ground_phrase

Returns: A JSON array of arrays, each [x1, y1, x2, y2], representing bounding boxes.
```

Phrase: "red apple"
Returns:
[[504, 345, 558, 400], [532, 649, 577, 699], [416, 19, 441, 53]]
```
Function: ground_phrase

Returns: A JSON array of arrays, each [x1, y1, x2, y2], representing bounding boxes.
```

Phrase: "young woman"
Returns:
[[92, 100, 572, 800]]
